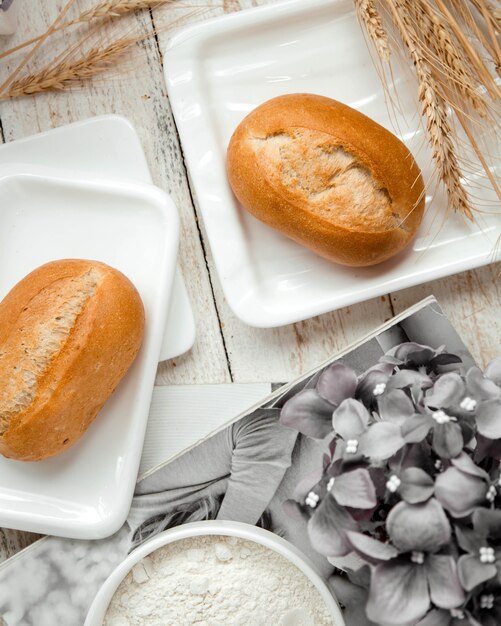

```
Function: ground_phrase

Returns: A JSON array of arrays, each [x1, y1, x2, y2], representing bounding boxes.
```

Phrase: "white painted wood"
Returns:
[[391, 263, 501, 368], [0, 0, 499, 564]]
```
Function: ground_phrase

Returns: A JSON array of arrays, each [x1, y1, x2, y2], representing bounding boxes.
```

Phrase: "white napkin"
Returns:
[[139, 383, 272, 478]]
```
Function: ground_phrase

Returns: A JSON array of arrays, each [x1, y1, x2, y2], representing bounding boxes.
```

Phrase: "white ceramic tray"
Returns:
[[0, 170, 179, 540], [0, 116, 195, 359], [163, 0, 500, 328]]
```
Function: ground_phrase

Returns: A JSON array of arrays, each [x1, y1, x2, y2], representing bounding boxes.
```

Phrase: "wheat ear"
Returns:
[[385, 0, 473, 220], [407, 0, 488, 118], [0, 35, 143, 99], [353, 0, 390, 63], [435, 0, 500, 101]]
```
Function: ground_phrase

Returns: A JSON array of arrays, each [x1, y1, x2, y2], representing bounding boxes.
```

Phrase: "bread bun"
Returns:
[[227, 93, 425, 267], [0, 259, 145, 461]]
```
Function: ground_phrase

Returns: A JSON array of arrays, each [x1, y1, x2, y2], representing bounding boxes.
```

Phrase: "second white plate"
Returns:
[[163, 0, 500, 328], [0, 171, 179, 539], [0, 116, 195, 359]]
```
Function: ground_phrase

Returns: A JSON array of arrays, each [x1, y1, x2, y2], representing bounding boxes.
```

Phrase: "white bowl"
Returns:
[[85, 520, 346, 625]]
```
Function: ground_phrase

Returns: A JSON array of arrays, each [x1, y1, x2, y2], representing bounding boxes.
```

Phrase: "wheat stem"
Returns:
[[468, 0, 501, 36], [453, 107, 501, 207], [0, 0, 78, 94], [0, 35, 141, 99], [353, 0, 390, 62], [435, 0, 501, 100], [407, 0, 488, 117], [0, 0, 174, 61], [453, 1, 500, 75]]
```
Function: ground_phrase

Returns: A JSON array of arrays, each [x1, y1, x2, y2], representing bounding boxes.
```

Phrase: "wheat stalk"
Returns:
[[469, 0, 501, 35], [435, 0, 500, 101], [353, 0, 390, 63], [453, 1, 501, 76], [407, 0, 489, 118], [0, 35, 142, 99], [0, 0, 175, 61], [68, 0, 174, 24], [0, 0, 78, 93], [384, 0, 473, 220]]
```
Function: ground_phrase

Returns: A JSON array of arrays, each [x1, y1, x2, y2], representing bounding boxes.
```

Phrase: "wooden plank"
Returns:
[[0, 529, 41, 563], [391, 263, 501, 368]]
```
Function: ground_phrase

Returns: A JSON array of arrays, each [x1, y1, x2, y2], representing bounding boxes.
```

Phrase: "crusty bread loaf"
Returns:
[[226, 93, 425, 266], [0, 259, 145, 461]]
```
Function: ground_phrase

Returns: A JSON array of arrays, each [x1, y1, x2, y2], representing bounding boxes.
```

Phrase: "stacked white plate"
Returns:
[[0, 116, 195, 540]]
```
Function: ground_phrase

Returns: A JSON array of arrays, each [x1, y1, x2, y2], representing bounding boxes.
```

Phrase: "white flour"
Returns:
[[103, 535, 335, 626]]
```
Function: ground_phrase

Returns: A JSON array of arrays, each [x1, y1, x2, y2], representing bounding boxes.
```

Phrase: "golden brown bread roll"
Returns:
[[227, 93, 425, 266], [0, 259, 145, 461]]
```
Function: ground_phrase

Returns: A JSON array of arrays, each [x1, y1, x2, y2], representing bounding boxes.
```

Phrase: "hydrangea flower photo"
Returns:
[[281, 343, 501, 626]]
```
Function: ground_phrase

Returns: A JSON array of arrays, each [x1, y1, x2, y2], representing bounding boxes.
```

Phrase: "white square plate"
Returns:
[[164, 0, 500, 328], [0, 116, 195, 360], [0, 171, 179, 539]]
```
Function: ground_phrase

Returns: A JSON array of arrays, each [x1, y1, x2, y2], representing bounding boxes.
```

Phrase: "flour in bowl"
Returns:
[[103, 534, 335, 625]]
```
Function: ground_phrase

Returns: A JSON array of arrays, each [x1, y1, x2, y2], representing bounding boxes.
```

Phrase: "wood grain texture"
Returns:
[[391, 263, 501, 368], [0, 528, 41, 563]]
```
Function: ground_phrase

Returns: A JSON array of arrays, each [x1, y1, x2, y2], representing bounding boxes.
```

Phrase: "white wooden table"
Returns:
[[0, 0, 499, 563]]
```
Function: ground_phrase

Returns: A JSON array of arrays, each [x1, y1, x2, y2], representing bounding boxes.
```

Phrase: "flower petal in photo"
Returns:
[[466, 367, 501, 401], [387, 499, 450, 553], [332, 398, 370, 440], [399, 468, 435, 504], [425, 554, 465, 608], [307, 492, 358, 557], [485, 357, 501, 387], [472, 508, 501, 539], [280, 389, 334, 439], [316, 363, 357, 406], [366, 555, 430, 625], [331, 468, 377, 509], [432, 421, 464, 459], [451, 452, 490, 480], [401, 414, 433, 444], [377, 389, 415, 425], [458, 554, 497, 591], [357, 366, 392, 406], [476, 399, 501, 440], [435, 467, 487, 517], [392, 342, 437, 367], [359, 422, 406, 461], [425, 373, 465, 409], [387, 369, 432, 392], [346, 530, 398, 565]]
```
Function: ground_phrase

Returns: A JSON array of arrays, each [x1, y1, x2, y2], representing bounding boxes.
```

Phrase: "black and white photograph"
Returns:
[[0, 299, 483, 625]]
